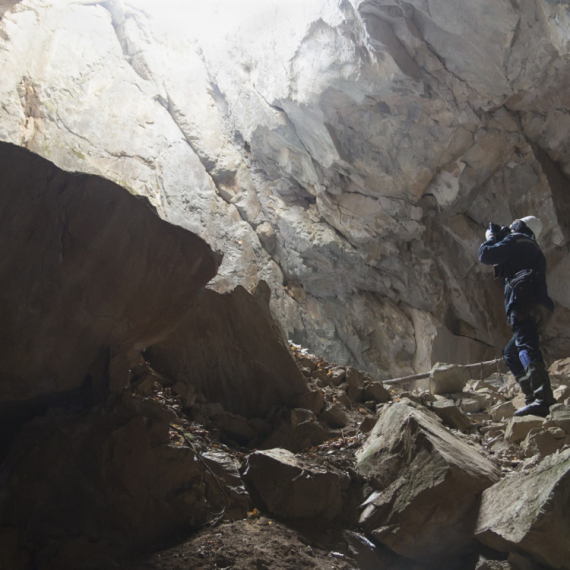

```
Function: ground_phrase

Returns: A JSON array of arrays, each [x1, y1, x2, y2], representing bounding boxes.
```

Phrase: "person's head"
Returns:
[[510, 216, 542, 240]]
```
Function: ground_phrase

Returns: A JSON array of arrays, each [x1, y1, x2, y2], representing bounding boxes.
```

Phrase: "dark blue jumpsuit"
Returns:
[[479, 231, 554, 378]]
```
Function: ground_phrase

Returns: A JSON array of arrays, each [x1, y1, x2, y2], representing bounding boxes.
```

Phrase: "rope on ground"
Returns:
[[382, 358, 504, 386]]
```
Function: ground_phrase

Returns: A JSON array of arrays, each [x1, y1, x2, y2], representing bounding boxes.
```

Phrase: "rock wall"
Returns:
[[2, 0, 570, 377]]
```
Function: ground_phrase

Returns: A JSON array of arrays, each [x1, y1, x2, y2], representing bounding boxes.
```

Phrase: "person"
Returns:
[[479, 215, 556, 417]]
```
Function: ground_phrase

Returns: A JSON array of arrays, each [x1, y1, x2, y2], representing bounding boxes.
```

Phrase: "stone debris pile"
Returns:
[[2, 343, 570, 570]]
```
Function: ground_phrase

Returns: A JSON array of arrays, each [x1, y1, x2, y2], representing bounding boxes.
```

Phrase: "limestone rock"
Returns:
[[489, 401, 516, 422], [475, 448, 570, 570], [296, 390, 326, 415], [201, 449, 252, 520], [329, 367, 346, 386], [244, 449, 342, 520], [358, 416, 377, 434], [554, 385, 570, 403], [144, 284, 307, 418], [546, 404, 570, 434], [505, 417, 546, 445], [549, 358, 570, 378], [320, 403, 349, 429], [356, 401, 499, 567], [520, 427, 568, 459], [429, 363, 469, 395], [260, 410, 329, 453], [429, 400, 471, 432], [363, 381, 391, 404], [211, 412, 258, 446], [1, 0, 570, 388], [345, 367, 366, 403]]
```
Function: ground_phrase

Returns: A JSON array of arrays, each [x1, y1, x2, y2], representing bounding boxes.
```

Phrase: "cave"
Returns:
[[1, 1, 570, 569]]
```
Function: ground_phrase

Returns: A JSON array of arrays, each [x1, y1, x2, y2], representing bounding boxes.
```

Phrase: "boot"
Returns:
[[516, 372, 535, 406], [514, 361, 556, 418]]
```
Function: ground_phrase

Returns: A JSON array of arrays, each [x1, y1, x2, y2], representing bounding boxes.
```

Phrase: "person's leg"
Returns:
[[513, 310, 555, 417], [504, 328, 534, 404], [514, 317, 543, 366], [504, 334, 525, 378]]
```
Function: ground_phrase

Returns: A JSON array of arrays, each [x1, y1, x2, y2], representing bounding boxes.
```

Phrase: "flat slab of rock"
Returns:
[[244, 448, 342, 520], [489, 401, 516, 422], [520, 427, 568, 459], [504, 416, 544, 444], [546, 404, 570, 433], [356, 401, 499, 567], [475, 448, 570, 569]]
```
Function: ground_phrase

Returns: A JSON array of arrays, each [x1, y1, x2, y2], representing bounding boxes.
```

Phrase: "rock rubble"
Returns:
[[2, 340, 570, 570]]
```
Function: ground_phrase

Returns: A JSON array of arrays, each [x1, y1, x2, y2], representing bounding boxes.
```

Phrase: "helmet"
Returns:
[[511, 216, 542, 239]]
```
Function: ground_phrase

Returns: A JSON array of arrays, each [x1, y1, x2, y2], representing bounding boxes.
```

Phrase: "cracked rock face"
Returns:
[[2, 0, 570, 377]]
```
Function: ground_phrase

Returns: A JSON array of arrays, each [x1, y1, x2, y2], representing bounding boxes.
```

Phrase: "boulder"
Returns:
[[545, 404, 570, 434], [296, 390, 326, 415], [358, 416, 378, 434], [244, 449, 342, 520], [260, 410, 329, 453], [489, 401, 516, 422], [211, 412, 258, 446], [553, 385, 570, 403], [329, 367, 346, 386], [345, 368, 366, 403], [429, 363, 469, 395], [200, 449, 252, 520], [520, 427, 568, 459], [356, 401, 499, 568], [475, 448, 570, 570], [0, 143, 218, 414], [320, 403, 349, 429], [459, 397, 486, 413], [505, 417, 545, 444], [363, 381, 391, 404], [549, 358, 570, 379], [429, 400, 471, 432], [0, 394, 243, 567], [144, 282, 308, 418]]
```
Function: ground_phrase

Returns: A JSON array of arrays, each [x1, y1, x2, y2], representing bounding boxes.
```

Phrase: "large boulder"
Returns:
[[356, 401, 499, 568], [143, 282, 308, 418], [0, 142, 218, 416], [243, 448, 343, 520], [0, 394, 249, 568], [475, 448, 570, 570]]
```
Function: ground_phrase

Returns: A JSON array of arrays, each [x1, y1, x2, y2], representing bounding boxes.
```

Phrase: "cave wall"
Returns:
[[2, 0, 570, 377]]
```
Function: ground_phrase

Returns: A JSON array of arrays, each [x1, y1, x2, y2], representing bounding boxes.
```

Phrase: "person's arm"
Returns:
[[479, 235, 516, 266]]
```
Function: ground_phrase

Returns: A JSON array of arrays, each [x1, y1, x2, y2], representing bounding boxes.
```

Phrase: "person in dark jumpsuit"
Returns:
[[479, 216, 556, 417]]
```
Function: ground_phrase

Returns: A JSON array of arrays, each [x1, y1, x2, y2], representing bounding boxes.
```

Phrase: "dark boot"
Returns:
[[514, 362, 556, 418], [516, 372, 535, 406]]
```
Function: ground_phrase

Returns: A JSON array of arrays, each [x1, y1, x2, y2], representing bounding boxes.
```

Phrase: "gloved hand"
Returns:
[[485, 229, 494, 241]]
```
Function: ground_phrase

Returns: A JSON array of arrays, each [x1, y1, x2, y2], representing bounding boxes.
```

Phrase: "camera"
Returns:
[[489, 222, 511, 241]]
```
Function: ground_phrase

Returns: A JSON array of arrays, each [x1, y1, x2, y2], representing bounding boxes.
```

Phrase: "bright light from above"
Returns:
[[127, 0, 308, 41]]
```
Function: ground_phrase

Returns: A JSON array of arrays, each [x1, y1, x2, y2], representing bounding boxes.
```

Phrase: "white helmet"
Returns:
[[512, 216, 542, 239]]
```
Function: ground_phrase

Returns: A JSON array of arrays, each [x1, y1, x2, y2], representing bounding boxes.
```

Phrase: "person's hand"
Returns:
[[485, 229, 494, 241]]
